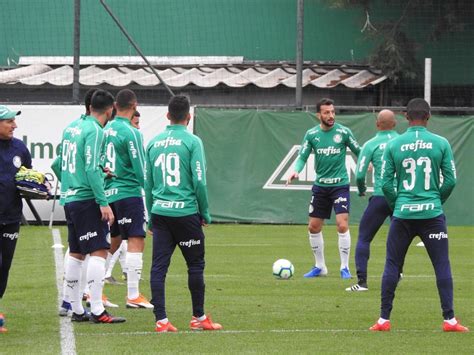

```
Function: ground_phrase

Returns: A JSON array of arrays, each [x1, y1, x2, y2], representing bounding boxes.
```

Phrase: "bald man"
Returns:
[[346, 110, 399, 292]]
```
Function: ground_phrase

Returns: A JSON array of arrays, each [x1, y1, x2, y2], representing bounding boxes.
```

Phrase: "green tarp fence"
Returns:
[[195, 108, 474, 226]]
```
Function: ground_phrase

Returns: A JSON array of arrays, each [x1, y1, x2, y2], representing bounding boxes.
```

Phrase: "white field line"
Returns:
[[77, 328, 440, 337], [52, 228, 77, 355]]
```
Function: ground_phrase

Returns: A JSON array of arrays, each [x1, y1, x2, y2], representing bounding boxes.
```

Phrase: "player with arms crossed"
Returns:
[[287, 98, 360, 279], [103, 89, 152, 308], [370, 98, 468, 332], [145, 95, 222, 332], [61, 90, 125, 324], [346, 110, 399, 292]]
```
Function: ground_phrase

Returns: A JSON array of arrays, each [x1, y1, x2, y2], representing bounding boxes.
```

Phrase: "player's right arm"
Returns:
[[144, 144, 154, 227], [191, 137, 211, 225], [287, 131, 312, 184], [381, 144, 397, 209], [439, 140, 457, 204], [127, 128, 146, 188], [84, 125, 108, 208], [355, 142, 373, 196]]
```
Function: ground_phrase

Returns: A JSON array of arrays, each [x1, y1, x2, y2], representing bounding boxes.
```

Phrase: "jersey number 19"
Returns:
[[155, 153, 181, 186]]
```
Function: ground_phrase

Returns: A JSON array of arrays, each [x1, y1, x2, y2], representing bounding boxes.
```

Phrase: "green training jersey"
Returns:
[[51, 115, 85, 206], [145, 124, 211, 223], [294, 122, 361, 186], [103, 116, 145, 203], [60, 115, 108, 207], [381, 126, 456, 219], [355, 130, 399, 196]]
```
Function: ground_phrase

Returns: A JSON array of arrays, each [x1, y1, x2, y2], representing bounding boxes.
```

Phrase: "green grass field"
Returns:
[[1, 225, 473, 354]]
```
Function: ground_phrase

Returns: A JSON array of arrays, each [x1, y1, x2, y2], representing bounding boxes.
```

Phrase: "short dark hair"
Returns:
[[84, 88, 97, 114], [316, 98, 334, 113], [115, 89, 137, 110], [406, 98, 430, 120], [90, 90, 115, 114], [168, 95, 190, 121]]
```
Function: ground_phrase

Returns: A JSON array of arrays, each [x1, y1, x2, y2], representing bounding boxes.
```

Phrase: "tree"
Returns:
[[323, 0, 473, 83]]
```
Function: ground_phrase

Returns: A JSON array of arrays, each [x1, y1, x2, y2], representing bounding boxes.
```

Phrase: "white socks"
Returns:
[[378, 317, 389, 324], [119, 241, 128, 275], [126, 252, 143, 300], [65, 256, 84, 315], [338, 231, 351, 269], [80, 255, 90, 296], [87, 256, 106, 316], [308, 232, 326, 269]]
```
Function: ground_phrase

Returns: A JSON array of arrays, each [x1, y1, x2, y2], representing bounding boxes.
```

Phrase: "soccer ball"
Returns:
[[272, 259, 294, 279]]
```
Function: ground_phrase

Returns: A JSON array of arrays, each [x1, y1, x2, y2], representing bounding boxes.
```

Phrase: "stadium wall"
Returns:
[[195, 108, 474, 226]]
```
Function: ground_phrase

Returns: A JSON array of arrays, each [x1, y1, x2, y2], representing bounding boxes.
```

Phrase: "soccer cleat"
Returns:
[[303, 266, 328, 278], [126, 294, 154, 309], [443, 319, 469, 333], [71, 311, 90, 322], [0, 314, 7, 333], [190, 315, 223, 331], [90, 310, 126, 324], [155, 320, 178, 333], [86, 294, 119, 308], [369, 320, 391, 331], [104, 276, 123, 285], [58, 300, 72, 317], [345, 283, 368, 292], [340, 267, 352, 279]]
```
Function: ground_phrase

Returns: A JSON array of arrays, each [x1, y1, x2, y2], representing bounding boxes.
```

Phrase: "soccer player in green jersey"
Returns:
[[346, 110, 399, 292], [145, 95, 222, 332], [61, 90, 125, 324], [52, 88, 96, 317], [370, 98, 468, 332], [103, 89, 152, 309], [287, 98, 361, 279]]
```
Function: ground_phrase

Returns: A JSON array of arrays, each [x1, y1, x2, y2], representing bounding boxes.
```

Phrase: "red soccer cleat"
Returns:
[[155, 320, 178, 333], [369, 320, 391, 331], [443, 319, 469, 333], [190, 315, 223, 331]]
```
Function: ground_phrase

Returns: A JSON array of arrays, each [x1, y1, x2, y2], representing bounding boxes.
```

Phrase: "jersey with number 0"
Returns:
[[103, 116, 145, 203], [381, 126, 456, 219], [355, 130, 399, 196], [145, 124, 210, 223], [60, 115, 108, 207], [52, 115, 85, 205], [294, 122, 360, 186]]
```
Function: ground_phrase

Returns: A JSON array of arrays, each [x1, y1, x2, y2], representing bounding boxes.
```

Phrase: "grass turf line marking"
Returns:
[[77, 328, 441, 336], [52, 228, 77, 355]]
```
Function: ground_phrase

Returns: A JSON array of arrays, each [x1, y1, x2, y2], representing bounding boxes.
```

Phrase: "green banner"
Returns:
[[195, 108, 474, 225]]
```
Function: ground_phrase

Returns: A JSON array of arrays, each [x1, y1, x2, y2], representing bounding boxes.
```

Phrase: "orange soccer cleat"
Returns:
[[190, 315, 223, 331], [369, 320, 391, 331], [443, 319, 469, 333], [126, 294, 154, 309], [155, 320, 178, 333]]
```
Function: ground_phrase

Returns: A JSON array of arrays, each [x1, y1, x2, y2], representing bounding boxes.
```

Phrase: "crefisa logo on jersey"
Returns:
[[13, 156, 22, 168], [333, 134, 342, 143]]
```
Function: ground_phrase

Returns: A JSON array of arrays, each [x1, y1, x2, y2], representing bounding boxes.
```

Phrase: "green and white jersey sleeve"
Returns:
[[355, 130, 398, 196], [61, 116, 108, 207], [103, 117, 145, 203], [145, 124, 211, 224], [294, 123, 361, 186], [381, 126, 456, 219]]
